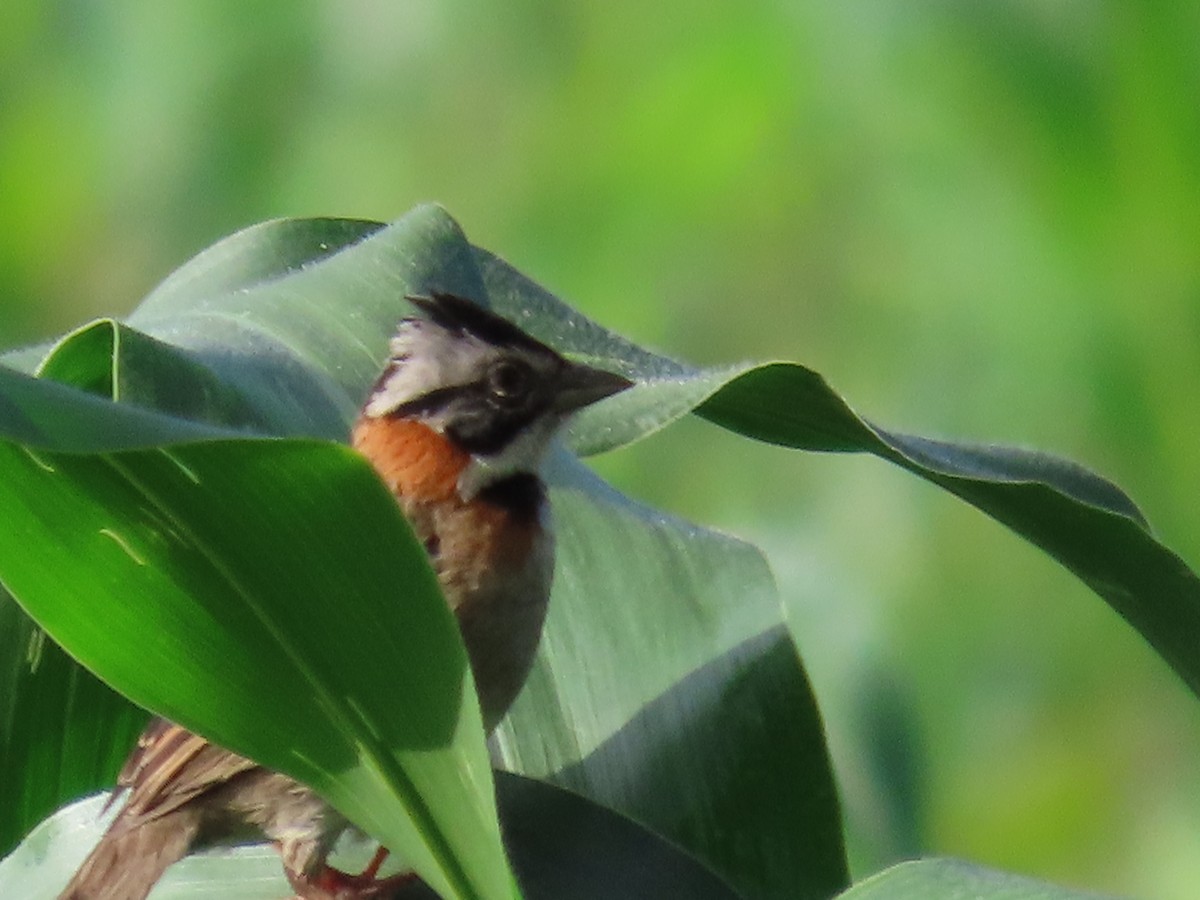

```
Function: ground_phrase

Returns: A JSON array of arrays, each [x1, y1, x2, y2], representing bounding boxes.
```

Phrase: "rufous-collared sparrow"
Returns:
[[58, 292, 632, 900]]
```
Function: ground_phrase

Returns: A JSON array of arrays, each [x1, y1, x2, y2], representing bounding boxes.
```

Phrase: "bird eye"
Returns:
[[487, 359, 532, 405]]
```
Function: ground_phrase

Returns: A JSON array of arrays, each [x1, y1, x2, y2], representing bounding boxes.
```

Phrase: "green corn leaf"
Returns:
[[835, 858, 1116, 900], [6, 203, 1188, 898], [1, 206, 842, 898]]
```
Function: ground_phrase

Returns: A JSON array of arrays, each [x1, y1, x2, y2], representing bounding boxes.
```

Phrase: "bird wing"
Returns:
[[106, 717, 259, 828]]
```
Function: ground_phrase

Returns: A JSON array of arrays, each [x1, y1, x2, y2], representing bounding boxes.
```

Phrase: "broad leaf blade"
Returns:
[[0, 332, 256, 853], [700, 370, 1200, 698], [37, 319, 268, 431], [0, 364, 240, 452], [127, 205, 488, 440], [494, 458, 848, 900], [0, 603, 146, 858], [836, 858, 1116, 900], [0, 436, 510, 900], [0, 204, 490, 859]]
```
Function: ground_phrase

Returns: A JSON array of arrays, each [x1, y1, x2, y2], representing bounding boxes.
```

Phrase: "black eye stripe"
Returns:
[[386, 385, 461, 419], [386, 381, 544, 457], [488, 359, 534, 401]]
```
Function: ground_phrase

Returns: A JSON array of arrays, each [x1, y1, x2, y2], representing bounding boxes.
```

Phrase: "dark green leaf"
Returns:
[[38, 319, 267, 430], [0, 601, 146, 858], [0, 437, 512, 900], [470, 772, 744, 900], [701, 368, 1200, 698]]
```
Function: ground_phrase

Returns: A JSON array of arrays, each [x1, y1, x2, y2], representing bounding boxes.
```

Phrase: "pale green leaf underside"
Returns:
[[2, 779, 744, 900], [836, 858, 1117, 900]]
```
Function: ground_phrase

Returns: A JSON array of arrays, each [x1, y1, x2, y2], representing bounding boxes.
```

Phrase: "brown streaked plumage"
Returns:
[[63, 719, 346, 899], [59, 292, 632, 899], [350, 415, 551, 732]]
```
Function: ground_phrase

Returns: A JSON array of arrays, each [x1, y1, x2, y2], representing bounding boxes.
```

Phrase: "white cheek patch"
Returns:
[[365, 325, 499, 418], [363, 356, 442, 417]]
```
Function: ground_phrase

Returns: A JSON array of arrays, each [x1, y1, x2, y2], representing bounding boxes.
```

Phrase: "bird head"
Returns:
[[362, 292, 632, 497]]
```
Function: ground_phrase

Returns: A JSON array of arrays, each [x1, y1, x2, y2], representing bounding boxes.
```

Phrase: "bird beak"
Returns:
[[551, 362, 634, 414]]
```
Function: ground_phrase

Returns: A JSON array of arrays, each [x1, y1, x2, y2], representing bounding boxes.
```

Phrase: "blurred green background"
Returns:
[[4, 2, 1200, 897]]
